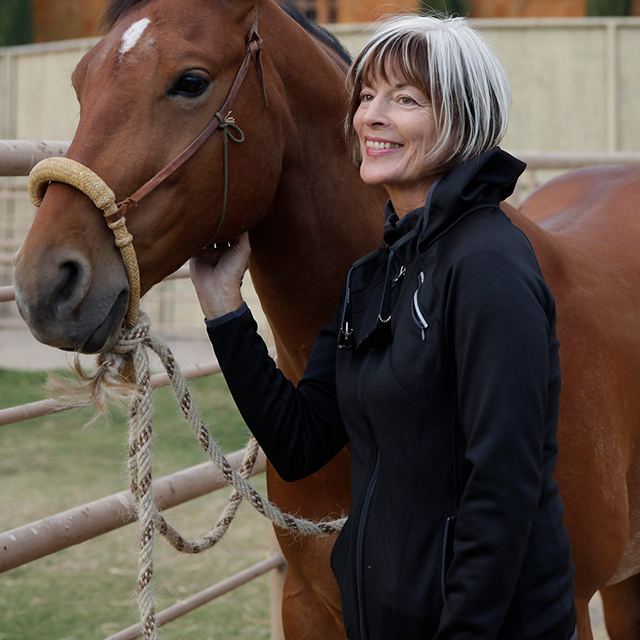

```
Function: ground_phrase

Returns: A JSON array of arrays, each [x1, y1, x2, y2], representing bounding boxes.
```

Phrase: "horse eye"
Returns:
[[171, 74, 209, 97]]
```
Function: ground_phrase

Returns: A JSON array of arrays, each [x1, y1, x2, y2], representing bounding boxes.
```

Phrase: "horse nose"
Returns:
[[15, 249, 91, 327]]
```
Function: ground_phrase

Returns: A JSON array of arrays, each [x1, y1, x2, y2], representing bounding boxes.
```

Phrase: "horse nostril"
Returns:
[[57, 261, 81, 304], [52, 258, 90, 316]]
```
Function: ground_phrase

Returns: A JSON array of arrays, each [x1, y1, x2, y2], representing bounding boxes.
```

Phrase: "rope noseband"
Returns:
[[27, 10, 344, 640]]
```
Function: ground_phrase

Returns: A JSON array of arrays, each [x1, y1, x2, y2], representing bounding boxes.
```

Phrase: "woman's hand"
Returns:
[[189, 232, 251, 320]]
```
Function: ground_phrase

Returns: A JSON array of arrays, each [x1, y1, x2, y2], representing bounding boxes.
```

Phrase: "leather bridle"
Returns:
[[108, 7, 268, 237]]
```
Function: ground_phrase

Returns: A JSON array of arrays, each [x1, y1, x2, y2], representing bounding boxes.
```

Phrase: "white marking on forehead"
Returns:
[[119, 18, 151, 56]]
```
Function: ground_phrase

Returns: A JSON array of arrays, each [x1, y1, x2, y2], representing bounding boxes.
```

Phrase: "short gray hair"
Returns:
[[345, 14, 511, 173]]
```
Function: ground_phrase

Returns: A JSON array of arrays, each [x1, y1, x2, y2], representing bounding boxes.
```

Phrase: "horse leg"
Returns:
[[267, 457, 351, 640], [281, 563, 347, 640], [599, 574, 640, 640]]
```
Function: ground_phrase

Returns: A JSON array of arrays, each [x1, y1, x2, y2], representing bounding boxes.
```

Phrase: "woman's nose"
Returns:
[[362, 97, 390, 127]]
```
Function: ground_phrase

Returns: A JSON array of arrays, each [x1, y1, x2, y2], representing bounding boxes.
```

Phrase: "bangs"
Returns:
[[357, 36, 432, 101]]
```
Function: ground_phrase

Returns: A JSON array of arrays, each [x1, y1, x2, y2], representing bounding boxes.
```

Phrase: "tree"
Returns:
[[420, 0, 470, 16], [586, 0, 632, 15], [0, 0, 32, 47]]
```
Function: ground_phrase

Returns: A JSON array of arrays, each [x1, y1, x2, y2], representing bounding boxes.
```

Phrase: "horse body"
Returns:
[[510, 165, 640, 638], [11, 0, 640, 637]]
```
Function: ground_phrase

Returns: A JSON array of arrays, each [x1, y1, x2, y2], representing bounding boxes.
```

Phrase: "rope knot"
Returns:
[[114, 312, 152, 353], [216, 111, 246, 144]]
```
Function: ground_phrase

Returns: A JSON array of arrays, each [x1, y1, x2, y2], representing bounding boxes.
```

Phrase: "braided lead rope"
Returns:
[[28, 157, 346, 640], [112, 317, 345, 639]]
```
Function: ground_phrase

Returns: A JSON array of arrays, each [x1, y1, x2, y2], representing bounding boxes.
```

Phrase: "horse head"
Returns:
[[14, 0, 298, 353]]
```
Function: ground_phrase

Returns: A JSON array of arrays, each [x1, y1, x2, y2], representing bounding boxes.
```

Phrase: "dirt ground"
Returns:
[[0, 325, 612, 638], [0, 326, 215, 372]]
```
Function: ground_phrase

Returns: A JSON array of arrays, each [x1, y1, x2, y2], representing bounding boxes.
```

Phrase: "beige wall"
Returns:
[[2, 18, 640, 330], [4, 18, 640, 149]]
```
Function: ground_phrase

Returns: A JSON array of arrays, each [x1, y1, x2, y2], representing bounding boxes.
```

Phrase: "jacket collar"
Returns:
[[339, 148, 526, 350], [382, 147, 525, 250]]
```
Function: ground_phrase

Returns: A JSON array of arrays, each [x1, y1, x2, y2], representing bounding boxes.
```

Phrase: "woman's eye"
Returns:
[[399, 96, 416, 105], [170, 74, 209, 97], [360, 93, 373, 103]]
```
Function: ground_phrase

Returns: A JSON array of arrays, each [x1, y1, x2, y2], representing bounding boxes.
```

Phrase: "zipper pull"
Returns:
[[392, 264, 406, 286]]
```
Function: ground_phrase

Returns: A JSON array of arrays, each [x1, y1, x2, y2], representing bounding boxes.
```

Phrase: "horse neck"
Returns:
[[247, 13, 386, 377]]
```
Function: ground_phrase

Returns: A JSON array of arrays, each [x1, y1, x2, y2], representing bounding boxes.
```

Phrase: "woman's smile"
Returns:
[[365, 137, 403, 153]]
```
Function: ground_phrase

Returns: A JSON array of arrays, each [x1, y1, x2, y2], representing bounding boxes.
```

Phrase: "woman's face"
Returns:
[[353, 72, 439, 211]]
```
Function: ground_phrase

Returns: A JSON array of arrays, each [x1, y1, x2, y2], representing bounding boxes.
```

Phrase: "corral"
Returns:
[[1, 11, 640, 640]]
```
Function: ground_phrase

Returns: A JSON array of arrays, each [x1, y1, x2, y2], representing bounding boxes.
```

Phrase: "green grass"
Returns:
[[0, 369, 273, 640]]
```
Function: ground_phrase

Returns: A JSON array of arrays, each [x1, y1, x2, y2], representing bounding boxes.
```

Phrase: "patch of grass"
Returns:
[[0, 369, 274, 639]]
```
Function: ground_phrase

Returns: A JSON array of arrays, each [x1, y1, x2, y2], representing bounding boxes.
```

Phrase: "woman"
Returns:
[[190, 14, 577, 640]]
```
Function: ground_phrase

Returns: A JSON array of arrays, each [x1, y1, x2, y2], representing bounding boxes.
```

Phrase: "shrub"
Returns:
[[0, 0, 32, 47], [420, 0, 470, 17], [586, 0, 632, 15]]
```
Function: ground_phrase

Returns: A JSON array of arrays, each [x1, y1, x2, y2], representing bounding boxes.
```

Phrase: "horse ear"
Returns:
[[220, 0, 258, 24]]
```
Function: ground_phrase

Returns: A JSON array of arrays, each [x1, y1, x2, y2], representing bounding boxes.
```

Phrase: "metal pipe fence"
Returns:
[[0, 139, 286, 639]]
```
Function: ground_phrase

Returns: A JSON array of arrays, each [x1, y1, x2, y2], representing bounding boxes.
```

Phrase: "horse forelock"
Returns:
[[103, 0, 151, 29], [103, 0, 351, 65]]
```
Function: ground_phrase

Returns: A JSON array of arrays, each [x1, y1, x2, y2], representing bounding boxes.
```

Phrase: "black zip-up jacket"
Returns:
[[206, 148, 577, 640]]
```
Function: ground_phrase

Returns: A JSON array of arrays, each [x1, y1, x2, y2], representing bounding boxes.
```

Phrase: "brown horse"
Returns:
[[14, 0, 383, 637], [11, 0, 640, 636]]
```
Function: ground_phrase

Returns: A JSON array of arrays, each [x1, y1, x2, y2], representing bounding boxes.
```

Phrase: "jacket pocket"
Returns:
[[441, 514, 457, 602]]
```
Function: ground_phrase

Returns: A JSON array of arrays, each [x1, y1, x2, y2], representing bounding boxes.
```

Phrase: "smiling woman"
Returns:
[[347, 17, 509, 164], [190, 12, 578, 640]]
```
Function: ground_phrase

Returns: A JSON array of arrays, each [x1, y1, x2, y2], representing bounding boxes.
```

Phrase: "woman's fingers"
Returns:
[[189, 232, 251, 320], [216, 232, 251, 277]]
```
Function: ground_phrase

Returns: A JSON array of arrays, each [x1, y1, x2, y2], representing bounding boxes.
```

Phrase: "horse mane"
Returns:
[[103, 0, 351, 65]]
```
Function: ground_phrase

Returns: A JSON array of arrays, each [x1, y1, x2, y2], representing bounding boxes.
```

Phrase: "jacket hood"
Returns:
[[383, 147, 526, 249]]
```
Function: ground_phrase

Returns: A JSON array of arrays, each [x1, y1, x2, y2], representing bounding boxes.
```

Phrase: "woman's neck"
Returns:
[[386, 175, 441, 218]]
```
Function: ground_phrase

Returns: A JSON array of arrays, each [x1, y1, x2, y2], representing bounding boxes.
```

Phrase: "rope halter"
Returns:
[[29, 157, 142, 325]]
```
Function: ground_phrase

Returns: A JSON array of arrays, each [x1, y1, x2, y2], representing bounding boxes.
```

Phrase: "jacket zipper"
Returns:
[[355, 349, 378, 640], [356, 455, 379, 640]]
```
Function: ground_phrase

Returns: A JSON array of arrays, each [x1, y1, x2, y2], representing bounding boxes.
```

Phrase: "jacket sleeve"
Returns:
[[435, 248, 552, 639], [206, 304, 349, 482]]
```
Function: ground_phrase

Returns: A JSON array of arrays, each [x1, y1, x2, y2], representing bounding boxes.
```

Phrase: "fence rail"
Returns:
[[105, 552, 287, 640], [0, 448, 267, 573], [2, 140, 640, 174], [0, 139, 70, 175]]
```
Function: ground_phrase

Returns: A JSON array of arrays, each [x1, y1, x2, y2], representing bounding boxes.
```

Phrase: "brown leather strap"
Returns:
[[106, 8, 267, 226]]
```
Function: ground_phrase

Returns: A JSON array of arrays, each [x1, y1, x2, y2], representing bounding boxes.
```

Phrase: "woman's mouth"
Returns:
[[366, 140, 402, 150]]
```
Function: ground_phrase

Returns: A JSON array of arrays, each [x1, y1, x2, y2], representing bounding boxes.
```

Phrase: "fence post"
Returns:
[[270, 531, 287, 640]]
